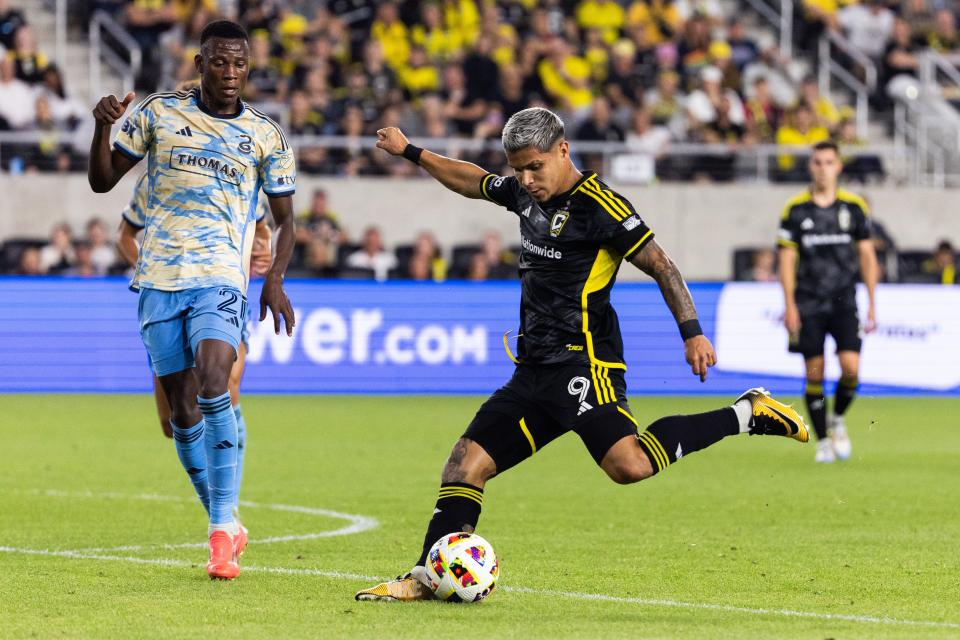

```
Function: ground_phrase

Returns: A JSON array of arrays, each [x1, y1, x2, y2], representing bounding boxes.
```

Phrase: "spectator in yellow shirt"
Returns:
[[576, 0, 626, 44], [776, 104, 830, 174], [444, 0, 481, 47], [398, 46, 441, 100], [411, 3, 463, 62], [371, 2, 411, 69], [538, 38, 594, 112], [627, 0, 683, 46], [799, 76, 840, 131]]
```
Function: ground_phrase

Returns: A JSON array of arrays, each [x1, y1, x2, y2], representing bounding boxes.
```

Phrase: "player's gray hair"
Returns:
[[501, 107, 565, 153]]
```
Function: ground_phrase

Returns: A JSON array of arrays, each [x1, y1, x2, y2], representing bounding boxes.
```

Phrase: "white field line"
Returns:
[[3, 490, 958, 630], [0, 546, 957, 631], [20, 489, 379, 553]]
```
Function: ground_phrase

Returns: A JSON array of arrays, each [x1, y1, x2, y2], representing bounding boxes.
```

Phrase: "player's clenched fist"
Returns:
[[376, 127, 410, 155], [92, 92, 136, 126]]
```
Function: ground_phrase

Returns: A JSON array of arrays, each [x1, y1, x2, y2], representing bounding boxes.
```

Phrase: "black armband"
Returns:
[[402, 144, 423, 165], [679, 319, 703, 341]]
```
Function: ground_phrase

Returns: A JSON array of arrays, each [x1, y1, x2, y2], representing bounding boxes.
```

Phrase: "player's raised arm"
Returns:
[[376, 127, 489, 199], [630, 240, 717, 382], [260, 195, 295, 336], [88, 92, 139, 192]]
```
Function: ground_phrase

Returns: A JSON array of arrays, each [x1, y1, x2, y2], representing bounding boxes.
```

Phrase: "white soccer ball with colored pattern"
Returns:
[[425, 532, 499, 603]]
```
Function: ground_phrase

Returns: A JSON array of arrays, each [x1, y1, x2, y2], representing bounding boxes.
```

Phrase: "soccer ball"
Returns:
[[425, 532, 499, 603]]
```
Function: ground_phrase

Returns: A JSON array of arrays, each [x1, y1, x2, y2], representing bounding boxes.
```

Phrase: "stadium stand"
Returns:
[[0, 1, 957, 280]]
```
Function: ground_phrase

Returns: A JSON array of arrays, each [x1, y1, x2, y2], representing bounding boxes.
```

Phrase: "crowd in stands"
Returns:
[[0, 188, 523, 281], [9, 0, 956, 180], [0, 0, 87, 171], [1, 186, 956, 284]]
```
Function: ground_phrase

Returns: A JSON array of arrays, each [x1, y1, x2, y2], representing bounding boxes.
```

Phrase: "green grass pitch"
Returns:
[[1, 394, 958, 639]]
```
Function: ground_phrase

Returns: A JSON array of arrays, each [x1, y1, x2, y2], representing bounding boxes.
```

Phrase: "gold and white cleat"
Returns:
[[355, 567, 435, 602], [736, 387, 809, 443]]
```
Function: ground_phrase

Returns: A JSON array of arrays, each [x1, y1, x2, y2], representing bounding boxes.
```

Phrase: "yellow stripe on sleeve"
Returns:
[[623, 230, 653, 259], [480, 174, 494, 202]]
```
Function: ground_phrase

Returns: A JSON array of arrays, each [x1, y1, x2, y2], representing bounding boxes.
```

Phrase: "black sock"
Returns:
[[834, 376, 858, 416], [805, 381, 828, 440], [635, 408, 739, 475], [416, 482, 483, 566]]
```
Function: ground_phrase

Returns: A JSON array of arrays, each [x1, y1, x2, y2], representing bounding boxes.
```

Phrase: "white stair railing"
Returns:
[[88, 11, 142, 99], [818, 32, 877, 139]]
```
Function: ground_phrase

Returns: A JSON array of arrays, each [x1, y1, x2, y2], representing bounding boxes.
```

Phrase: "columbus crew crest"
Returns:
[[550, 211, 570, 237], [838, 206, 851, 231]]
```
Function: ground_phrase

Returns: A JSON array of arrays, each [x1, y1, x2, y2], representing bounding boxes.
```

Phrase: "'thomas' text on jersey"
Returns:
[[777, 189, 870, 301], [480, 171, 653, 368], [113, 89, 295, 292]]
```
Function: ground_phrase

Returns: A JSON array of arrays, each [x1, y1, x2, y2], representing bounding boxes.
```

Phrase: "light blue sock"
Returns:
[[198, 392, 237, 526], [234, 404, 246, 510], [171, 419, 210, 514]]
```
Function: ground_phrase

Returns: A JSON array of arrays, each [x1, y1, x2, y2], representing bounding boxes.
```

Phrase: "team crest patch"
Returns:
[[623, 215, 641, 231], [550, 211, 570, 237], [838, 206, 851, 231]]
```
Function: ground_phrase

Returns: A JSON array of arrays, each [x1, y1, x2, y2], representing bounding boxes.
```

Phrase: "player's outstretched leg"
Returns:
[[602, 389, 807, 482], [355, 438, 496, 602]]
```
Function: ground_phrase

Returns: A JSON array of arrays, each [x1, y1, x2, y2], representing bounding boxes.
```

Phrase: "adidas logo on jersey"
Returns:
[[176, 126, 193, 137], [520, 205, 532, 218], [577, 400, 594, 416], [801, 218, 814, 230]]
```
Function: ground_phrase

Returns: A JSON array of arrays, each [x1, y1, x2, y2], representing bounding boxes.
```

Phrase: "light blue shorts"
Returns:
[[139, 286, 246, 377]]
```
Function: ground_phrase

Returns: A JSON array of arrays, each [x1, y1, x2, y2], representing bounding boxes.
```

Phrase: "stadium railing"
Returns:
[[0, 131, 902, 185]]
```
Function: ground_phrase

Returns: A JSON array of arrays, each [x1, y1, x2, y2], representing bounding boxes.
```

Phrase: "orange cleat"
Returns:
[[206, 530, 240, 580], [234, 522, 248, 557]]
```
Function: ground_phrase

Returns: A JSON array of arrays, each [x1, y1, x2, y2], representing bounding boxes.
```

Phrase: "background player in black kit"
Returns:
[[357, 107, 809, 601], [778, 141, 879, 464]]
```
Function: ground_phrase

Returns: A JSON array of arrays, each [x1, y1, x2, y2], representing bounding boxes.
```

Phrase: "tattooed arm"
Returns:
[[630, 240, 717, 381]]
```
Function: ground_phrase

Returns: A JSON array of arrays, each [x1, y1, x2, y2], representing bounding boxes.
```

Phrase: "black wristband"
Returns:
[[402, 144, 423, 165], [679, 319, 703, 341]]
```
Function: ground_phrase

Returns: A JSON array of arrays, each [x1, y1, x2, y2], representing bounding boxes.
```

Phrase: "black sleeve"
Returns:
[[778, 207, 799, 248], [588, 192, 655, 260], [479, 173, 525, 213], [852, 203, 871, 241]]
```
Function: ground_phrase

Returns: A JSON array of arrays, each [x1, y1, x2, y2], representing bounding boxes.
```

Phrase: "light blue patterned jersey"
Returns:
[[122, 169, 269, 293], [114, 88, 294, 291]]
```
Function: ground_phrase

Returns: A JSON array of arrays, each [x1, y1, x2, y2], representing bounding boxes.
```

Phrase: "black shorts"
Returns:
[[463, 363, 640, 473], [789, 295, 862, 359]]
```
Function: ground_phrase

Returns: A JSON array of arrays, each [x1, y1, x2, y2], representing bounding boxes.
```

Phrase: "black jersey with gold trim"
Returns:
[[480, 171, 654, 368], [777, 189, 871, 300]]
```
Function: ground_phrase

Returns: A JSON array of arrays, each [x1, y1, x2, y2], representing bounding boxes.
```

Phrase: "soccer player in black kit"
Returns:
[[356, 108, 809, 601], [778, 141, 878, 464]]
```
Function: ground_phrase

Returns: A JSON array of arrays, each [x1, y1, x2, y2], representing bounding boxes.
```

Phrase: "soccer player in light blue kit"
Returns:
[[87, 20, 297, 580]]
